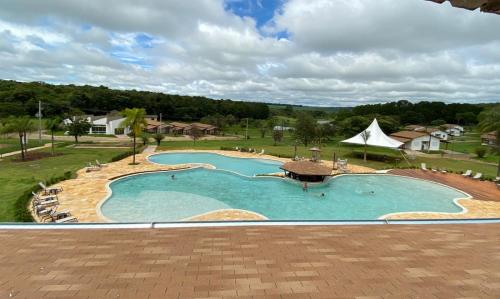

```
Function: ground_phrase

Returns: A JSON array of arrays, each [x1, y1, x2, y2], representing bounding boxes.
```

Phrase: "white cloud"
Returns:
[[0, 0, 499, 106]]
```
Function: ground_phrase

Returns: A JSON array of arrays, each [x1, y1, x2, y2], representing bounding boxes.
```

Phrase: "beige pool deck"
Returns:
[[34, 149, 500, 222]]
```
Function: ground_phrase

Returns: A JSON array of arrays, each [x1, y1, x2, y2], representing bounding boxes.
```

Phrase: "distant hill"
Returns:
[[0, 80, 270, 120]]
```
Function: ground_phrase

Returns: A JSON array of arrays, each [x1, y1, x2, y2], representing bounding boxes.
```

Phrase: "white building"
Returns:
[[63, 114, 130, 135], [390, 131, 441, 151], [443, 124, 464, 137], [273, 126, 294, 131], [429, 129, 449, 141]]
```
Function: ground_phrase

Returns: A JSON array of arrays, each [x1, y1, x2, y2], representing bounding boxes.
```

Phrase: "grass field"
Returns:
[[447, 132, 499, 164], [0, 138, 49, 155], [158, 133, 499, 178], [0, 146, 128, 222]]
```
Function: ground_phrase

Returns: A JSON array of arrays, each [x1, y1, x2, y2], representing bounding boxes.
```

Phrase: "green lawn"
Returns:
[[0, 138, 49, 155], [0, 146, 128, 222], [158, 135, 499, 178], [448, 133, 499, 164]]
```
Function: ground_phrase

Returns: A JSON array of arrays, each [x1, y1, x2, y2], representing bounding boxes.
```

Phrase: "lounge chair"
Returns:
[[421, 163, 428, 171], [32, 191, 58, 202], [462, 170, 472, 177], [258, 149, 265, 155], [39, 182, 63, 195], [45, 209, 72, 222], [86, 162, 100, 172], [33, 198, 58, 208], [440, 168, 447, 174], [472, 173, 482, 180], [95, 160, 108, 168], [431, 166, 438, 172], [55, 216, 78, 223]]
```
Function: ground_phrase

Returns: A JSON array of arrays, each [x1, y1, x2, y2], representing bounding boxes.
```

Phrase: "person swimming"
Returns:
[[303, 182, 308, 192], [171, 174, 175, 180]]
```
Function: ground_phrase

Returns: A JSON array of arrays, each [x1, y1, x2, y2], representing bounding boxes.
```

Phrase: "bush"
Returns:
[[474, 147, 487, 158], [350, 151, 399, 163], [109, 146, 145, 162], [14, 171, 74, 222]]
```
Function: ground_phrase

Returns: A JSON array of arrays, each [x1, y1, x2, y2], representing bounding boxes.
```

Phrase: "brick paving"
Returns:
[[1, 224, 500, 298]]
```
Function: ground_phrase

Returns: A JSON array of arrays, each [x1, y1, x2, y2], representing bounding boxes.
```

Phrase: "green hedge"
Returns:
[[14, 171, 74, 222], [349, 150, 400, 163], [110, 145, 144, 162]]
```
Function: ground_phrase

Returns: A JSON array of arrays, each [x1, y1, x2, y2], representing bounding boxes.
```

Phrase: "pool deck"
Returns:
[[385, 169, 500, 219], [1, 224, 500, 298]]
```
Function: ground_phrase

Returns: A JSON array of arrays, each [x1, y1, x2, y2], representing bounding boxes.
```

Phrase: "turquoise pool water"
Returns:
[[101, 154, 468, 222], [148, 152, 283, 176]]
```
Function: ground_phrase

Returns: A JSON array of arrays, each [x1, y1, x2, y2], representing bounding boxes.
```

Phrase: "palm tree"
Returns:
[[478, 106, 500, 176], [121, 108, 147, 164], [360, 130, 371, 162], [4, 116, 35, 161], [45, 117, 61, 156]]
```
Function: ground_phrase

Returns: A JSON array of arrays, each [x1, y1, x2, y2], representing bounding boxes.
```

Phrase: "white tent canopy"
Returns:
[[341, 118, 404, 149]]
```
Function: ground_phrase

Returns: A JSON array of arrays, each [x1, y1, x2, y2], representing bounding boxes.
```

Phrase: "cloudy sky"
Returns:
[[1, 0, 500, 107]]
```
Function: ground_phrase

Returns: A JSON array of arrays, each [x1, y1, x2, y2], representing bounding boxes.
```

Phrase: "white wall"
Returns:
[[431, 130, 449, 141], [107, 118, 129, 135], [405, 135, 441, 151]]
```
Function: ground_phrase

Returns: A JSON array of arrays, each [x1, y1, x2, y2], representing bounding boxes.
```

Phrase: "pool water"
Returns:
[[148, 152, 283, 176], [101, 154, 468, 222]]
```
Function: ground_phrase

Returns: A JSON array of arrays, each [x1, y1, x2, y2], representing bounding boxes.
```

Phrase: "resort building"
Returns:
[[390, 130, 441, 151], [191, 123, 218, 135], [168, 122, 218, 135], [404, 125, 449, 141], [273, 125, 294, 131], [427, 128, 449, 141], [63, 114, 130, 135], [481, 131, 497, 146], [144, 119, 170, 134], [443, 124, 464, 137]]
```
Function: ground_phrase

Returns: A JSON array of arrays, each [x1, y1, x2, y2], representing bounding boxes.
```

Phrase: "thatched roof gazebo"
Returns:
[[280, 160, 332, 182]]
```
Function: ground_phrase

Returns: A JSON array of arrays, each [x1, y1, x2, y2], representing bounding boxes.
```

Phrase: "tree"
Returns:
[[477, 106, 500, 176], [45, 117, 61, 155], [294, 112, 316, 146], [66, 117, 91, 144], [152, 133, 165, 146], [121, 108, 147, 164], [3, 116, 35, 161], [360, 130, 371, 162], [190, 126, 203, 145], [272, 129, 283, 146], [140, 132, 150, 146]]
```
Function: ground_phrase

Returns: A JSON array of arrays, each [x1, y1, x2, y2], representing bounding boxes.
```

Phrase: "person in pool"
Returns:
[[303, 182, 308, 192], [171, 174, 175, 180]]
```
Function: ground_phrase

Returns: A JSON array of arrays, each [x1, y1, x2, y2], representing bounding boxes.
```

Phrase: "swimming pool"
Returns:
[[100, 153, 469, 222], [148, 152, 283, 176]]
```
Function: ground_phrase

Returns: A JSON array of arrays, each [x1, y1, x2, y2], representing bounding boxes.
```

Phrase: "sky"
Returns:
[[0, 0, 500, 107]]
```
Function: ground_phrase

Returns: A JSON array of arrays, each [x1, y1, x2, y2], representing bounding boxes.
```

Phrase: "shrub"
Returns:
[[474, 147, 487, 158], [350, 151, 399, 163]]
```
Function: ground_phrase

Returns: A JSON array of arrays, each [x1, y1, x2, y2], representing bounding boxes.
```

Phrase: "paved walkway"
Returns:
[[142, 144, 157, 153], [1, 224, 499, 298], [0, 143, 51, 158], [390, 169, 500, 202]]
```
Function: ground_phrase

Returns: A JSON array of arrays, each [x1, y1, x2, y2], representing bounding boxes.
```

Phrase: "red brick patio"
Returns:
[[1, 224, 500, 298]]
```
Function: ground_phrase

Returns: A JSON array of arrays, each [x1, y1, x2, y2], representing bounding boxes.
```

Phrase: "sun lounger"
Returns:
[[258, 149, 265, 155], [472, 173, 482, 180], [39, 182, 63, 195], [33, 199, 58, 208], [462, 170, 472, 177], [32, 191, 58, 201], [440, 168, 447, 174], [421, 163, 428, 171], [86, 162, 101, 172], [95, 160, 108, 167], [55, 216, 78, 223], [431, 167, 437, 172]]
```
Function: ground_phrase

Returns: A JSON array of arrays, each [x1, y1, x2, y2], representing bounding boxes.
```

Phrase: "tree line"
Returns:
[[0, 80, 270, 120]]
